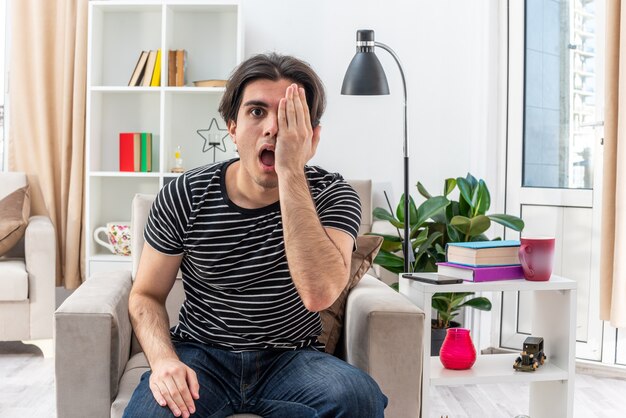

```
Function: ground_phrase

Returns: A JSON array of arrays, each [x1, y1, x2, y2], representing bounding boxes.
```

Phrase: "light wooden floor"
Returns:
[[2, 341, 626, 418], [0, 342, 56, 418], [429, 373, 626, 417]]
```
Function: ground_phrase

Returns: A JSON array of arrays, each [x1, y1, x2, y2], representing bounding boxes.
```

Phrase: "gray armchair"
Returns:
[[55, 180, 424, 418], [0, 172, 55, 350]]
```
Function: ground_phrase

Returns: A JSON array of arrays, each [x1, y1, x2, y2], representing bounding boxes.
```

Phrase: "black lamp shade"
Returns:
[[341, 29, 390, 95], [341, 52, 390, 95]]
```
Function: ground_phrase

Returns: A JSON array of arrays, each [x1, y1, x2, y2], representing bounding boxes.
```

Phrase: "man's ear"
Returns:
[[311, 125, 322, 157], [227, 120, 237, 144]]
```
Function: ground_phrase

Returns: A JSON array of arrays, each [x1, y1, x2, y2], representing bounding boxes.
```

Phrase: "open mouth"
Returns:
[[259, 147, 275, 169]]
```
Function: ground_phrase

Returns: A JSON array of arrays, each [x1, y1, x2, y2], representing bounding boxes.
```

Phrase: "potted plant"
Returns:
[[430, 292, 492, 355], [369, 173, 524, 355]]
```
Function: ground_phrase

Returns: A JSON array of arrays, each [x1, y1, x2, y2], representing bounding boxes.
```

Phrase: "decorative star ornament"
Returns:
[[196, 117, 229, 154]]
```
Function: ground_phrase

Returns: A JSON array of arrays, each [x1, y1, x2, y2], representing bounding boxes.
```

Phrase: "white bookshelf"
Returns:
[[399, 274, 576, 418], [85, 0, 243, 275]]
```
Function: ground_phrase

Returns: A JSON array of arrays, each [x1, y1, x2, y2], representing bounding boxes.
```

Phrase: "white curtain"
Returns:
[[600, 0, 626, 327]]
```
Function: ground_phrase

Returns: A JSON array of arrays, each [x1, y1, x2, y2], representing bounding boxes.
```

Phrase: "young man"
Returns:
[[123, 53, 387, 418]]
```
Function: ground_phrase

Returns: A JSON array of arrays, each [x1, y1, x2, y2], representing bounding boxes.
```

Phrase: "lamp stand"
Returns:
[[375, 42, 414, 273]]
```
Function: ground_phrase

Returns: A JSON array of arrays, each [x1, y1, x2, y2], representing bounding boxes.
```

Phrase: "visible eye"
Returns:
[[250, 107, 265, 117]]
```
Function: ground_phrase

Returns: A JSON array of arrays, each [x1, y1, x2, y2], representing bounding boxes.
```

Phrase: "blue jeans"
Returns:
[[123, 341, 387, 418]]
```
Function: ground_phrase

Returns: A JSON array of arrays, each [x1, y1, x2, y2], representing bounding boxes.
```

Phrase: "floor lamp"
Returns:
[[341, 29, 414, 273]]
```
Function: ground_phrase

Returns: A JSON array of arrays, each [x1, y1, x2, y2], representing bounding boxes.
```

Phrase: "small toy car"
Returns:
[[513, 336, 546, 372]]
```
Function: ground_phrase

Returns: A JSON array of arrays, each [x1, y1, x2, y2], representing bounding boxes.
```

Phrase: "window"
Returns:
[[523, 0, 599, 189]]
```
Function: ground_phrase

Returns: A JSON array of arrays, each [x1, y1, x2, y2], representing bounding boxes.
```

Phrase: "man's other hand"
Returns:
[[149, 357, 200, 417]]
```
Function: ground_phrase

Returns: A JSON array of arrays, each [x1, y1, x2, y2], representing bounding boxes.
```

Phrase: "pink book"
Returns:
[[436, 262, 524, 282]]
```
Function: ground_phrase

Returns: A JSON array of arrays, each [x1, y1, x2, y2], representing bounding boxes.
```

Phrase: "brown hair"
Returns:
[[219, 53, 326, 128]]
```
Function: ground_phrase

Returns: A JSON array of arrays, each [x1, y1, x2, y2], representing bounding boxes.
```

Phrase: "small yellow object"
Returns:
[[171, 145, 184, 173]]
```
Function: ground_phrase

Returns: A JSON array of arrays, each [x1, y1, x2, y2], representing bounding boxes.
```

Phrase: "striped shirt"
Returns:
[[144, 158, 362, 352]]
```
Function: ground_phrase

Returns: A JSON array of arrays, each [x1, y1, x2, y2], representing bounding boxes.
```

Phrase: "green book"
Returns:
[[140, 132, 152, 172]]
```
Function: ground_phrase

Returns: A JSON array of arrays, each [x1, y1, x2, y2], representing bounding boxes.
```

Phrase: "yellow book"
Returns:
[[150, 49, 161, 87]]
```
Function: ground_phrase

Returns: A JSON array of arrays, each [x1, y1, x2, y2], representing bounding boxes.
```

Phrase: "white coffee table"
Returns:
[[399, 273, 576, 418]]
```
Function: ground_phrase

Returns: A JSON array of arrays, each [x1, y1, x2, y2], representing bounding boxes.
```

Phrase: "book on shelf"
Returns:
[[120, 132, 152, 172], [192, 79, 227, 87], [142, 50, 158, 87], [132, 133, 141, 170], [175, 49, 187, 86], [119, 132, 138, 171], [168, 50, 176, 86], [128, 51, 148, 87], [437, 262, 524, 282], [150, 49, 162, 87], [140, 132, 152, 172], [446, 240, 521, 266]]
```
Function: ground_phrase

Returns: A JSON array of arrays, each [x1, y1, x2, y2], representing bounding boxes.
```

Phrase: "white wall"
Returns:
[[84, 0, 506, 216], [242, 0, 505, 211]]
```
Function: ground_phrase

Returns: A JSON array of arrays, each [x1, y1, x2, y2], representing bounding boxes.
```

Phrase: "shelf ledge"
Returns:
[[89, 254, 133, 262], [400, 274, 576, 292], [90, 86, 160, 92], [89, 86, 226, 93], [163, 86, 226, 93], [89, 171, 162, 178], [430, 353, 569, 386]]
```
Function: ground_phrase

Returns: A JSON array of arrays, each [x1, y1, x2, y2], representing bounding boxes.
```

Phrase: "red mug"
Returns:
[[518, 237, 555, 281]]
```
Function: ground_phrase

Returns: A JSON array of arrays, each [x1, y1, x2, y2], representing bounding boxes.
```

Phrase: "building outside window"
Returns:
[[523, 0, 598, 189]]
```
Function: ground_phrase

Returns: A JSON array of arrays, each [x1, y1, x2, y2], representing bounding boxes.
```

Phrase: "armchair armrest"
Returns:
[[55, 271, 133, 418], [343, 274, 424, 418], [24, 215, 56, 339]]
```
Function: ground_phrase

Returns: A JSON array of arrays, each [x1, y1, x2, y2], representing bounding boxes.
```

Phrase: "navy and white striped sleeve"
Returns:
[[144, 175, 192, 255], [315, 178, 362, 242]]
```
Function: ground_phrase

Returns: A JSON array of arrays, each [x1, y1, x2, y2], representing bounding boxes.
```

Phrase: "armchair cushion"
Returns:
[[319, 235, 383, 354], [111, 353, 150, 418], [0, 185, 30, 256], [0, 259, 28, 301]]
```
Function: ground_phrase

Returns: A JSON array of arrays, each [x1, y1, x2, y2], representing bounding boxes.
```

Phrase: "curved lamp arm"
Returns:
[[375, 42, 414, 271], [375, 42, 408, 160]]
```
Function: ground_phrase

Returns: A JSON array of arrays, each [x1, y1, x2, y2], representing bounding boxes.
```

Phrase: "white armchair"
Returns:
[[0, 172, 56, 350], [55, 180, 425, 418]]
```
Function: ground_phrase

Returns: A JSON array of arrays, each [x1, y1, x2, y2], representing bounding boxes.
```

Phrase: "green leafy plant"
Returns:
[[432, 292, 492, 329], [370, 173, 524, 328]]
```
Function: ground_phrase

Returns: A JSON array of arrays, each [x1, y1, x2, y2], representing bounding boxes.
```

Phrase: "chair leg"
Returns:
[[22, 339, 54, 358]]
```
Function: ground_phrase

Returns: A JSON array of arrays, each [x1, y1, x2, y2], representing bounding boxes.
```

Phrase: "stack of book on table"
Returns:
[[437, 240, 524, 282]]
